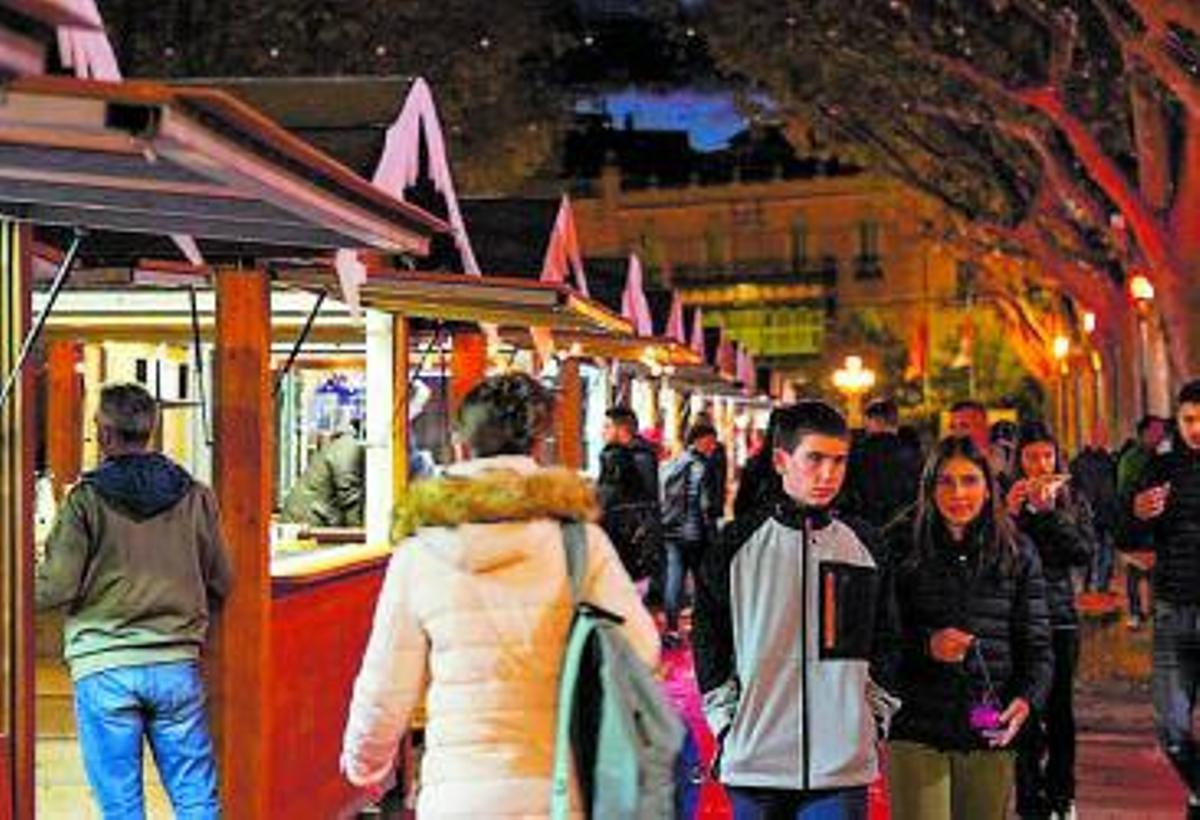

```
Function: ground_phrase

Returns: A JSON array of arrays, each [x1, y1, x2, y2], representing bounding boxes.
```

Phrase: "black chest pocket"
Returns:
[[818, 561, 878, 660]]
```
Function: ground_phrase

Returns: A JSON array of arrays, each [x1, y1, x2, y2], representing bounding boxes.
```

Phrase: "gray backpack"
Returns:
[[550, 522, 688, 820]]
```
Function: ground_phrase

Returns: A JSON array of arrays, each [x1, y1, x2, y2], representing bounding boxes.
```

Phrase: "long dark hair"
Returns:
[[911, 436, 1018, 573]]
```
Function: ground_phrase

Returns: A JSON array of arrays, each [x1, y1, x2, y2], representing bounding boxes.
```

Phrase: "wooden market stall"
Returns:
[[0, 74, 449, 819]]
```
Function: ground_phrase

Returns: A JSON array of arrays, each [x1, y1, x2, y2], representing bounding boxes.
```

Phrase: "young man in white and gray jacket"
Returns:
[[693, 400, 900, 819]]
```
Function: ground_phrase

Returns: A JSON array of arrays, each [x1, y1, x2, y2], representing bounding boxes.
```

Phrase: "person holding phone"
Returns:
[[1007, 421, 1095, 820], [888, 436, 1053, 820], [1130, 380, 1200, 819]]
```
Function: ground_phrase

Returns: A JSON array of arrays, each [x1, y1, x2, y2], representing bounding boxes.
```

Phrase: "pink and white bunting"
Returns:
[[665, 291, 686, 345], [540, 194, 590, 297], [621, 253, 654, 337]]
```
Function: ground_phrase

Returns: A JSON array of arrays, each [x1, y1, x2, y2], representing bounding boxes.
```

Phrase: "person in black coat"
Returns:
[[840, 398, 923, 529], [888, 436, 1053, 820], [1070, 430, 1119, 593], [596, 405, 663, 582], [732, 409, 782, 519], [1129, 380, 1200, 819], [1007, 421, 1094, 820]]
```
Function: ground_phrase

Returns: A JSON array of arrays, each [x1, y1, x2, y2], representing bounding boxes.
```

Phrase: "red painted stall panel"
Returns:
[[270, 558, 388, 818]]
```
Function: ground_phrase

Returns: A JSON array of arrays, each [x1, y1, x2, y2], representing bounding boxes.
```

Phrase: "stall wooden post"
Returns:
[[212, 267, 272, 819], [558, 358, 583, 470], [450, 328, 487, 415], [45, 341, 83, 495], [1, 220, 35, 820], [393, 315, 410, 497]]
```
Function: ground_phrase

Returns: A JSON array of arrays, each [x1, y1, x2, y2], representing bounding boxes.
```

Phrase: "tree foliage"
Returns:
[[682, 0, 1200, 371]]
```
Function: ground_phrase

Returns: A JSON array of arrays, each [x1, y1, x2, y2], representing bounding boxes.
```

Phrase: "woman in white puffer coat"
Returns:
[[341, 373, 660, 818]]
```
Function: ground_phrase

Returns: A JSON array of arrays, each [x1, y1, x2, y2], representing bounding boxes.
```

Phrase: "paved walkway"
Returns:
[[1072, 680, 1185, 819]]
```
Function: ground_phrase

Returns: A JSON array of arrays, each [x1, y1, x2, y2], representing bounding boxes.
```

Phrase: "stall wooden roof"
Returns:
[[0, 76, 448, 250], [275, 268, 632, 335], [34, 286, 361, 344]]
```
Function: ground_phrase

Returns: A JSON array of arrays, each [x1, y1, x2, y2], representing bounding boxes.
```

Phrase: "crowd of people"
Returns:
[[32, 372, 1200, 820]]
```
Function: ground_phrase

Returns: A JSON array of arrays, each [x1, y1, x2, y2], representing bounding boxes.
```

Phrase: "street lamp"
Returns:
[[833, 355, 876, 427], [1053, 334, 1071, 448], [1130, 273, 1155, 416]]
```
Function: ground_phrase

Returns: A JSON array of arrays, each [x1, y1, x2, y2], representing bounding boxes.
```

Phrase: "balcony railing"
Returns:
[[670, 254, 838, 288]]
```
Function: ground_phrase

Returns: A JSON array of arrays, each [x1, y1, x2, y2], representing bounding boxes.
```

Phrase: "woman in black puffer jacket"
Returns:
[[887, 436, 1054, 820]]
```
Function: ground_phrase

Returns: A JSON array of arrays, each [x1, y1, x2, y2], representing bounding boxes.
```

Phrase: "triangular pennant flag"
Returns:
[[717, 328, 736, 375], [372, 77, 481, 276], [690, 307, 706, 359], [56, 2, 203, 268], [621, 253, 654, 337], [666, 291, 686, 344], [334, 249, 367, 318], [541, 195, 589, 296], [56, 0, 119, 80]]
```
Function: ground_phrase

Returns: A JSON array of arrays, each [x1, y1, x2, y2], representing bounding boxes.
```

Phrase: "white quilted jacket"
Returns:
[[341, 455, 660, 818]]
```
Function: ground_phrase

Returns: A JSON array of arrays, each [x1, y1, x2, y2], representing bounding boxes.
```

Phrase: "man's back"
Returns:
[[36, 452, 232, 679], [281, 432, 365, 527]]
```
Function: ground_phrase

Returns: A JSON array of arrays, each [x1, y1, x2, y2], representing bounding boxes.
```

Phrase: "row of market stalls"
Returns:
[[0, 7, 773, 816]]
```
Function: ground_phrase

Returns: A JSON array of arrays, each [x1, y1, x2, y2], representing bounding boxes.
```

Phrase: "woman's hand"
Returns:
[[1005, 480, 1029, 516], [929, 628, 975, 663], [990, 697, 1031, 748]]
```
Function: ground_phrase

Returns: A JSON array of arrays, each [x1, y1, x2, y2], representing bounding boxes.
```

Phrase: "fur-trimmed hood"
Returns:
[[393, 456, 599, 541]]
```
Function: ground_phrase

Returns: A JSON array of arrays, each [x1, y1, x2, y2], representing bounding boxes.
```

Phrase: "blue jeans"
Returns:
[[728, 785, 868, 820], [74, 660, 220, 819], [1085, 529, 1114, 592], [1127, 560, 1151, 620], [1153, 601, 1200, 797], [664, 539, 704, 632]]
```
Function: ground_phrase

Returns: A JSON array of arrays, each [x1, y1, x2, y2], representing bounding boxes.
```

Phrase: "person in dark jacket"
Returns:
[[281, 418, 365, 527], [1007, 422, 1094, 820], [1071, 428, 1119, 593], [889, 436, 1053, 820], [36, 383, 231, 818], [1118, 414, 1168, 629], [1129, 380, 1200, 819], [840, 397, 923, 529], [660, 421, 720, 646], [693, 409, 729, 521], [732, 409, 782, 519], [596, 405, 663, 582], [694, 400, 900, 820]]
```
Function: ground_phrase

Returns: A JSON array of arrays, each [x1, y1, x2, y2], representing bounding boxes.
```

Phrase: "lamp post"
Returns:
[[1053, 334, 1070, 446], [1130, 274, 1155, 417], [1082, 311, 1101, 443], [832, 355, 876, 428]]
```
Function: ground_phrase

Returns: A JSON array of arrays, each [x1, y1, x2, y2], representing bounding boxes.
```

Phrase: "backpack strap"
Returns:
[[562, 520, 588, 605], [552, 520, 593, 820]]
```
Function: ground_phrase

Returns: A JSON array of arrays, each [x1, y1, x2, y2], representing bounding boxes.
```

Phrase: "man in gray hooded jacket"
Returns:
[[694, 400, 899, 819]]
